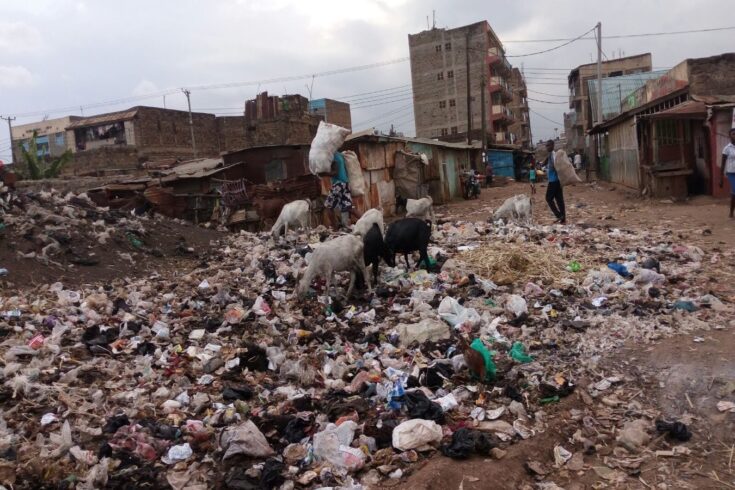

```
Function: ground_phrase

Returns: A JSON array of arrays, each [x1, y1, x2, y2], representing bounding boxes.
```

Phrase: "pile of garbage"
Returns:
[[0, 188, 212, 290], [0, 203, 732, 489]]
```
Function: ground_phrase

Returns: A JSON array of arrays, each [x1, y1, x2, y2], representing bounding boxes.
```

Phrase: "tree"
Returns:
[[19, 130, 72, 180]]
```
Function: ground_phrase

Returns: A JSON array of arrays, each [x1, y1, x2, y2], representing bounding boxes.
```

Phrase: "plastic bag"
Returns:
[[505, 294, 528, 318], [509, 341, 533, 363], [554, 150, 582, 186], [308, 121, 350, 175], [470, 338, 496, 381], [438, 296, 481, 327], [392, 419, 443, 451], [342, 151, 366, 197], [220, 420, 275, 460]]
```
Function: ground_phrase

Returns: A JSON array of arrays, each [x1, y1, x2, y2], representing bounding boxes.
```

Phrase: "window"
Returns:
[[451, 126, 458, 134], [445, 42, 452, 51], [55, 132, 64, 146], [435, 45, 442, 52], [265, 159, 286, 182], [447, 70, 454, 79], [439, 100, 446, 109], [440, 128, 449, 136], [609, 70, 623, 77], [437, 72, 444, 81], [655, 120, 680, 146], [449, 99, 456, 107]]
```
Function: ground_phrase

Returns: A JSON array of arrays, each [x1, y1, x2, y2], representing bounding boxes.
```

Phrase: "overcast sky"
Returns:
[[1, 0, 733, 162]]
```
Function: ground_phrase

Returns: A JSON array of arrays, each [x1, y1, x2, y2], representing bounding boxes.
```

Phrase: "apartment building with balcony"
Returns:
[[508, 67, 532, 149], [408, 21, 517, 146], [566, 53, 652, 158]]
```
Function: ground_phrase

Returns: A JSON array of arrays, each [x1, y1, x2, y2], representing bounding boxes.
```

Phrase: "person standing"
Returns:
[[485, 159, 493, 188], [323, 152, 353, 229], [720, 128, 735, 219], [574, 152, 582, 170], [543, 139, 566, 224]]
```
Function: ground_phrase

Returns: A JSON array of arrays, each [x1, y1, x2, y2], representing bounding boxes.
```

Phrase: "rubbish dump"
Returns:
[[0, 182, 731, 489]]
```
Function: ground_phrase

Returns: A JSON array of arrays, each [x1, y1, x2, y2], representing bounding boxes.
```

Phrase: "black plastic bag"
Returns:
[[397, 391, 445, 423], [260, 459, 285, 489], [655, 419, 692, 441], [441, 428, 494, 458]]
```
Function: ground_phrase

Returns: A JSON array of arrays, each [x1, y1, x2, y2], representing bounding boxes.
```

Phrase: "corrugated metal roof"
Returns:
[[67, 109, 139, 129], [640, 100, 707, 119], [347, 130, 481, 150], [162, 158, 224, 177], [587, 71, 667, 122]]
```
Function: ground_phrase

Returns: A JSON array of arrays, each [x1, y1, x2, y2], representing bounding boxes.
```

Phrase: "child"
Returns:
[[529, 164, 537, 195]]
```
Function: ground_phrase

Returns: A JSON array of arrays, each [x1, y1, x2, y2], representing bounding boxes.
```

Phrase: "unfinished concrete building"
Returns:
[[243, 92, 321, 148], [408, 21, 516, 146], [508, 68, 532, 150]]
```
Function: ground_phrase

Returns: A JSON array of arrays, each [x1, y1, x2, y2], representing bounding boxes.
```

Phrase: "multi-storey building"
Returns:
[[408, 21, 517, 146], [566, 53, 652, 159], [508, 68, 532, 149]]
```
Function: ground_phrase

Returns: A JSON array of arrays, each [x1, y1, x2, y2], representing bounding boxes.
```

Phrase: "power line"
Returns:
[[527, 97, 568, 105], [502, 25, 735, 43], [506, 26, 597, 58], [527, 88, 568, 98], [529, 108, 563, 126]]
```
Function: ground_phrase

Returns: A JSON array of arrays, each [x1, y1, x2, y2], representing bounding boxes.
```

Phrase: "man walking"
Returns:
[[543, 139, 566, 224]]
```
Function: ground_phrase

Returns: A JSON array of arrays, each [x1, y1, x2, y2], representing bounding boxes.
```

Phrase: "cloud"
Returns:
[[0, 65, 34, 88], [0, 21, 43, 55], [132, 79, 160, 96]]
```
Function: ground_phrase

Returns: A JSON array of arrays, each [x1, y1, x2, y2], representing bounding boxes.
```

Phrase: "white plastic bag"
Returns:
[[309, 121, 350, 175], [342, 150, 366, 197], [554, 150, 582, 186], [392, 419, 443, 451], [505, 294, 528, 318], [438, 296, 481, 327]]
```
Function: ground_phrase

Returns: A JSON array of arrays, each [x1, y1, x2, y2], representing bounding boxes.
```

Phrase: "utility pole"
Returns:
[[1, 116, 16, 164], [182, 88, 198, 158], [595, 22, 603, 125], [480, 69, 487, 155], [465, 31, 472, 145]]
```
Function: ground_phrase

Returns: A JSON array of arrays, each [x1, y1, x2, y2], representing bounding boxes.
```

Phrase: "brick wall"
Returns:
[[134, 107, 219, 158], [61, 146, 140, 176], [216, 116, 248, 152], [243, 116, 319, 148]]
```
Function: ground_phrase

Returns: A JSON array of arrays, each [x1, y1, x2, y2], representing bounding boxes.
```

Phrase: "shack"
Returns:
[[343, 131, 482, 214], [589, 53, 735, 198]]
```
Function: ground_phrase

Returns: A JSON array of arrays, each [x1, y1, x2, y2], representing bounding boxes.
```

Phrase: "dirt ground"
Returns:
[[397, 181, 735, 490], [0, 216, 223, 293]]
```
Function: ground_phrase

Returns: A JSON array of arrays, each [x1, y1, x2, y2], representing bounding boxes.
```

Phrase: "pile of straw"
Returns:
[[457, 242, 571, 285]]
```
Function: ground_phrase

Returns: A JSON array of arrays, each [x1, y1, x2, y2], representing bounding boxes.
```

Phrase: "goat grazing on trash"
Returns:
[[385, 218, 432, 271], [296, 234, 372, 298], [271, 199, 311, 239], [396, 195, 435, 223], [493, 195, 532, 224], [352, 207, 384, 237], [358, 223, 395, 287]]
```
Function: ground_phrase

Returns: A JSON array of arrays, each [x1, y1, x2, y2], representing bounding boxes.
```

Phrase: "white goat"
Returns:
[[296, 234, 371, 298], [405, 196, 435, 223], [493, 194, 532, 224], [353, 208, 384, 237], [271, 200, 311, 239]]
